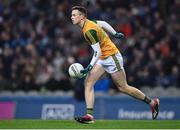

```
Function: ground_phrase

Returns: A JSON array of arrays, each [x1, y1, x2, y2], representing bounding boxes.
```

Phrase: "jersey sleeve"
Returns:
[[84, 29, 99, 45]]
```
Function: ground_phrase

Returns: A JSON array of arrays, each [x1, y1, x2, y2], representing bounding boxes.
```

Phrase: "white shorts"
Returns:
[[96, 52, 124, 74]]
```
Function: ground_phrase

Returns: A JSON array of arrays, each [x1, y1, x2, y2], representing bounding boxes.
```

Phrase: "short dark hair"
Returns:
[[71, 6, 87, 17]]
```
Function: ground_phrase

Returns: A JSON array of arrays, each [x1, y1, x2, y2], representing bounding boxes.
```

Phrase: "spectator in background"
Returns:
[[0, 0, 178, 95]]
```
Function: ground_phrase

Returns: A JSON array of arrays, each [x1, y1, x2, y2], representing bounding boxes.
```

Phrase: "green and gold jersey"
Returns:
[[82, 19, 119, 59]]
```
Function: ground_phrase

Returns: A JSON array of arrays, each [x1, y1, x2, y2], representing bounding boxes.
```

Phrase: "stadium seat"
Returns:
[[0, 91, 13, 96], [165, 87, 180, 97], [151, 86, 166, 97], [13, 90, 26, 96], [27, 91, 39, 96]]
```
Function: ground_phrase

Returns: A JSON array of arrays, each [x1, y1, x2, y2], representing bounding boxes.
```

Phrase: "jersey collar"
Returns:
[[82, 19, 88, 29]]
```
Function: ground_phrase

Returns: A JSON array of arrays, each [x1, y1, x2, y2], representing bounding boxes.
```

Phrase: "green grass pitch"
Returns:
[[0, 120, 180, 129]]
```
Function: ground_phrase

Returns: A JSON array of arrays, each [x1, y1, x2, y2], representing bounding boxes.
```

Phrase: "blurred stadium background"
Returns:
[[0, 0, 179, 120]]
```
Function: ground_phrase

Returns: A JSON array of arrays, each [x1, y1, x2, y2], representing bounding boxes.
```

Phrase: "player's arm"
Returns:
[[96, 20, 116, 35], [89, 42, 101, 66], [96, 20, 124, 39], [80, 30, 101, 76]]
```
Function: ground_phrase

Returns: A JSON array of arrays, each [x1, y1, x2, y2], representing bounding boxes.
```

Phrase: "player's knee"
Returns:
[[85, 77, 93, 85], [84, 78, 96, 89], [118, 86, 126, 92], [85, 74, 97, 84], [117, 83, 129, 92]]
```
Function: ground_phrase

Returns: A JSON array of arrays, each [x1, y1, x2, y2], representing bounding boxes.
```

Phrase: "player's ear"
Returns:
[[80, 15, 84, 20]]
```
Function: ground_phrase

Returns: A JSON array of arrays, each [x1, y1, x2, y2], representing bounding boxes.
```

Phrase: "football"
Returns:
[[68, 63, 84, 78]]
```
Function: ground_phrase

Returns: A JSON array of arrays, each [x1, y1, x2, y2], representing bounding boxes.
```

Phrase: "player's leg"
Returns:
[[111, 68, 160, 119], [108, 52, 159, 119], [111, 69, 146, 100], [84, 64, 105, 114], [75, 64, 105, 123]]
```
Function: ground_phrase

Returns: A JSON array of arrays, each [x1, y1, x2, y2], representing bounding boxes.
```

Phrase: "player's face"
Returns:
[[71, 10, 83, 25]]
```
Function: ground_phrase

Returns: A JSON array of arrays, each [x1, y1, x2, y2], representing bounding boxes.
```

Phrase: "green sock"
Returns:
[[87, 108, 93, 116], [143, 96, 152, 104]]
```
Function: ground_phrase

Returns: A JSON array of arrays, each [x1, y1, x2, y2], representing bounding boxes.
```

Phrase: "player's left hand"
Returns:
[[79, 64, 93, 78], [114, 32, 125, 39]]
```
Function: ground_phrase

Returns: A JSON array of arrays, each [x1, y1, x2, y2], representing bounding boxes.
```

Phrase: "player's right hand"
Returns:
[[79, 64, 93, 79], [80, 64, 93, 74], [78, 73, 87, 79]]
